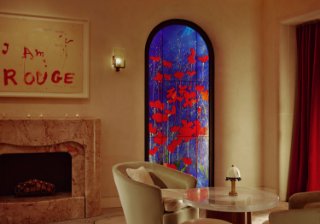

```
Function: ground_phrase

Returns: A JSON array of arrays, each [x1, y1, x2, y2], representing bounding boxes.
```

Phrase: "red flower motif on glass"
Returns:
[[183, 157, 192, 166]]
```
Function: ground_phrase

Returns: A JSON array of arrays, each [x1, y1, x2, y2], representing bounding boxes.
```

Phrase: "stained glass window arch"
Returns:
[[145, 19, 214, 187]]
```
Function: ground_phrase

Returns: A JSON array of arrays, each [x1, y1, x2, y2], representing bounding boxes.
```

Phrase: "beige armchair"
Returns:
[[268, 191, 320, 224], [112, 161, 199, 224]]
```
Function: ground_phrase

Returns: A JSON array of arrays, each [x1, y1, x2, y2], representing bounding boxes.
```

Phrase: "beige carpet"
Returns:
[[95, 212, 267, 224], [95, 216, 126, 224], [95, 212, 266, 224], [52, 202, 288, 224]]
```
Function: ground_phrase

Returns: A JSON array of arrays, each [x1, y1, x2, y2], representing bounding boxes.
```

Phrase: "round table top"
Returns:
[[183, 186, 279, 212]]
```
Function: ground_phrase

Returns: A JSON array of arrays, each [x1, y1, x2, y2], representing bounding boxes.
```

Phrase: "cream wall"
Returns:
[[262, 0, 320, 200], [0, 0, 275, 207]]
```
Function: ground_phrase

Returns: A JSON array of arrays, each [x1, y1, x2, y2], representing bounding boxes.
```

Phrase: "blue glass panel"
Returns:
[[148, 24, 210, 187], [197, 137, 209, 186]]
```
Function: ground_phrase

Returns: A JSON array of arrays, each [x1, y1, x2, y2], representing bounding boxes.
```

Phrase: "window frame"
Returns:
[[144, 19, 215, 186]]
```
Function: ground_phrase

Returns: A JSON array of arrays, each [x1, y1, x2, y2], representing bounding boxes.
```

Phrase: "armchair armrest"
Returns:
[[289, 191, 320, 209], [152, 164, 197, 189], [269, 209, 320, 224]]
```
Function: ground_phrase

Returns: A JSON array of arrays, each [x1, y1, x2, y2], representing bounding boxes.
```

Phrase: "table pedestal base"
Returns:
[[206, 210, 252, 224]]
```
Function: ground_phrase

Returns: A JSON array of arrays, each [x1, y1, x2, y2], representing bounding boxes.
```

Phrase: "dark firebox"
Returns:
[[0, 152, 72, 197]]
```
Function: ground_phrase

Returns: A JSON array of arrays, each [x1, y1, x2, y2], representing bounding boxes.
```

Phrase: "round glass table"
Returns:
[[183, 187, 279, 224]]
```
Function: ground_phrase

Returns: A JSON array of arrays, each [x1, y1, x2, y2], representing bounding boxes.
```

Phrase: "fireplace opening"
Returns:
[[0, 152, 72, 197]]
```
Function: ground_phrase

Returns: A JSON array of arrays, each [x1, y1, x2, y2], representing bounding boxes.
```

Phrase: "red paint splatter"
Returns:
[[178, 85, 187, 95], [179, 120, 194, 138], [149, 146, 159, 155], [154, 132, 167, 145], [198, 55, 209, 63], [165, 105, 176, 116], [164, 74, 171, 80], [166, 119, 208, 154], [150, 56, 161, 62], [150, 100, 164, 110], [167, 87, 182, 103], [152, 113, 168, 123], [149, 123, 157, 134], [188, 48, 196, 64], [153, 72, 163, 82], [183, 157, 192, 166], [164, 163, 177, 170], [194, 120, 207, 136], [163, 60, 172, 68], [174, 71, 184, 79], [167, 87, 176, 94], [195, 85, 205, 92], [186, 70, 196, 77], [170, 126, 180, 132], [183, 91, 197, 107], [168, 138, 183, 153]]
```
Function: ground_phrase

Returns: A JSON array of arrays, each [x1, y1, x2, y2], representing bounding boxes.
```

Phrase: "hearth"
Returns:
[[0, 119, 101, 224]]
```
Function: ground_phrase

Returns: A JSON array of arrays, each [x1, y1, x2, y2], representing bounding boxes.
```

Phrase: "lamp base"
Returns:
[[229, 191, 238, 196], [229, 180, 238, 196]]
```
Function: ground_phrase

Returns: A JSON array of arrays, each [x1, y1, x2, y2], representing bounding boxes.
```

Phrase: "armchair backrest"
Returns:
[[269, 208, 320, 224], [112, 161, 197, 224], [268, 191, 320, 224], [113, 162, 163, 224], [289, 191, 320, 209]]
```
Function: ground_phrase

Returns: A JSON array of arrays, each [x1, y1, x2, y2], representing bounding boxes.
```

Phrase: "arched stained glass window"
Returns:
[[145, 20, 214, 187]]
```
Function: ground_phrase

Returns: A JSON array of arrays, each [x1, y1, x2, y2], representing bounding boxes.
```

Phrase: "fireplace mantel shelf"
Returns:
[[0, 118, 99, 146]]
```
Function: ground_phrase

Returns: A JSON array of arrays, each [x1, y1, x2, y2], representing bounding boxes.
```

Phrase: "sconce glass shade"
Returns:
[[112, 48, 125, 71], [225, 165, 241, 181]]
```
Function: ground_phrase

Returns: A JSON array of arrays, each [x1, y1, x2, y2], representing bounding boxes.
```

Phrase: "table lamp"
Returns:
[[225, 165, 241, 196]]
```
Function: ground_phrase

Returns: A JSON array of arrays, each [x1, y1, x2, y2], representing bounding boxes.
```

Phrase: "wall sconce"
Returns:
[[112, 48, 125, 72]]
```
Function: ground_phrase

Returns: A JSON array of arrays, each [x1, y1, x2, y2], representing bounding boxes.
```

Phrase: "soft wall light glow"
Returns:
[[112, 48, 125, 72]]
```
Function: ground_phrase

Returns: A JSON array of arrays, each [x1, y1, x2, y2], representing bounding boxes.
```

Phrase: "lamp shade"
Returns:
[[226, 165, 241, 181], [112, 47, 125, 71]]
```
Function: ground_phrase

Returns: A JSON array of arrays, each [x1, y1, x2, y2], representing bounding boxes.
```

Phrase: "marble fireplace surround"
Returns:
[[0, 118, 101, 224]]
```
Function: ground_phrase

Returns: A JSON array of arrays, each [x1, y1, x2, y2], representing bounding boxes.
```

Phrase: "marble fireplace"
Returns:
[[0, 118, 101, 224]]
